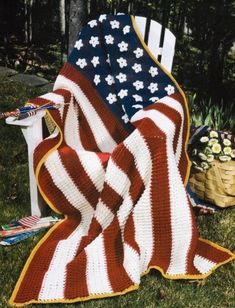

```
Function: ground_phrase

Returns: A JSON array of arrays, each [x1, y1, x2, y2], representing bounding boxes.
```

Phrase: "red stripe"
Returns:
[[14, 218, 80, 303]]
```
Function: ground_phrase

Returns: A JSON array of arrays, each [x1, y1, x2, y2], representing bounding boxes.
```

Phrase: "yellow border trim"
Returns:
[[131, 15, 192, 185], [9, 24, 235, 306]]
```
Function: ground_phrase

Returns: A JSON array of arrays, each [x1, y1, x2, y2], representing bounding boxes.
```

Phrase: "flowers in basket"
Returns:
[[188, 129, 235, 171]]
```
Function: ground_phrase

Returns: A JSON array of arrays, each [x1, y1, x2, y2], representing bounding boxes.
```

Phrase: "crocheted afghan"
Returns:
[[10, 14, 234, 306]]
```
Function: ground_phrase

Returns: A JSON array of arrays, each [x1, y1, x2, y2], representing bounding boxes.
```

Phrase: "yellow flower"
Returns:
[[231, 149, 235, 158], [223, 139, 231, 146], [219, 155, 231, 162], [212, 143, 221, 154], [207, 154, 214, 162], [223, 147, 232, 155], [209, 130, 218, 138], [200, 136, 209, 143], [208, 138, 218, 146]]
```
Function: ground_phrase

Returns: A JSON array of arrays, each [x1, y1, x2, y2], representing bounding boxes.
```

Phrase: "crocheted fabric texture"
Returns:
[[10, 14, 234, 306]]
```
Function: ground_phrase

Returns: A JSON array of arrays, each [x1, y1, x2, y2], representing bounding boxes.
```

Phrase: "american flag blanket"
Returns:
[[10, 14, 234, 306]]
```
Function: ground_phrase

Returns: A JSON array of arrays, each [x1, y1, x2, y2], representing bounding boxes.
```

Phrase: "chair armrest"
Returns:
[[5, 110, 45, 127]]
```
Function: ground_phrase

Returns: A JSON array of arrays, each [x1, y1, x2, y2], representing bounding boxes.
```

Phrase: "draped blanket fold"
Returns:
[[10, 14, 234, 306]]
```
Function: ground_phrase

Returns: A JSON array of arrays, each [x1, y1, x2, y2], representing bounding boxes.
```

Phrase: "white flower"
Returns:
[[105, 35, 114, 45], [133, 80, 144, 91], [106, 93, 117, 104], [116, 73, 127, 83], [118, 41, 128, 52], [76, 58, 87, 68], [201, 162, 210, 170], [117, 57, 127, 68], [118, 89, 128, 99], [99, 14, 107, 22], [209, 130, 218, 138], [74, 39, 83, 50], [132, 63, 142, 73], [133, 48, 144, 58], [212, 143, 221, 154], [208, 138, 218, 146], [165, 84, 175, 95], [223, 146, 232, 155], [194, 165, 203, 172], [105, 74, 115, 85], [223, 139, 231, 146], [123, 25, 130, 34], [88, 20, 97, 28], [200, 136, 209, 143], [89, 36, 99, 47], [219, 155, 231, 162], [207, 154, 214, 162], [149, 97, 159, 103], [110, 20, 120, 29], [148, 82, 158, 93], [231, 149, 235, 158], [132, 94, 143, 102], [204, 146, 212, 154], [91, 56, 99, 67], [149, 66, 158, 77], [93, 74, 100, 85], [132, 104, 143, 109], [198, 152, 207, 161], [106, 54, 111, 65]]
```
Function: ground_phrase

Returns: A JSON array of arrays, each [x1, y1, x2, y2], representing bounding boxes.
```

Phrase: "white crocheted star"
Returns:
[[106, 54, 111, 65], [123, 25, 130, 34], [110, 20, 120, 29], [91, 56, 100, 67], [132, 63, 142, 73], [116, 73, 127, 83], [74, 39, 83, 50], [132, 94, 143, 102], [148, 82, 158, 93], [89, 36, 99, 47], [132, 104, 143, 109], [106, 93, 117, 104], [93, 74, 100, 85], [117, 57, 127, 68], [118, 41, 128, 52], [88, 20, 97, 28], [133, 80, 144, 91], [149, 66, 159, 77], [99, 14, 107, 22], [165, 84, 175, 95], [105, 74, 115, 85], [122, 113, 129, 123], [105, 35, 114, 45], [149, 97, 159, 102], [76, 58, 87, 68], [118, 89, 128, 99], [133, 48, 144, 58]]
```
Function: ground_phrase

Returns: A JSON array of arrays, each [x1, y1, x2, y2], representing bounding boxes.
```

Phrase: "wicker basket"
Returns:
[[189, 159, 235, 208]]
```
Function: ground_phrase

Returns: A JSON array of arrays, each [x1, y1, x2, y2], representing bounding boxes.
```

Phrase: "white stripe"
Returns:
[[133, 184, 153, 273], [40, 92, 65, 118], [140, 109, 192, 275], [123, 243, 140, 284], [158, 96, 184, 164], [64, 101, 85, 151], [123, 130, 151, 185], [94, 200, 114, 229], [193, 255, 216, 274], [45, 150, 94, 227], [54, 75, 117, 152], [117, 194, 133, 235], [85, 234, 113, 294], [105, 158, 131, 196], [39, 224, 89, 300], [77, 151, 105, 192]]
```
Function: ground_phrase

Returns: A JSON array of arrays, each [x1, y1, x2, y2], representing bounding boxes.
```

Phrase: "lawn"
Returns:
[[0, 78, 234, 308]]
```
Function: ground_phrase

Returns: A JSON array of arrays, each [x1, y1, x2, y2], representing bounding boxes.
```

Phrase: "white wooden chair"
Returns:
[[6, 16, 176, 216]]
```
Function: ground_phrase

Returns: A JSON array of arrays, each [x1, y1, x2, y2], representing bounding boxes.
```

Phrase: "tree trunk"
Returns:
[[24, 0, 33, 44], [68, 0, 87, 55], [59, 0, 66, 63]]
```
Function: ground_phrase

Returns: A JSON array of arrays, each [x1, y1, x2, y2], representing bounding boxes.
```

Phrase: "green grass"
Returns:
[[0, 79, 234, 308]]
